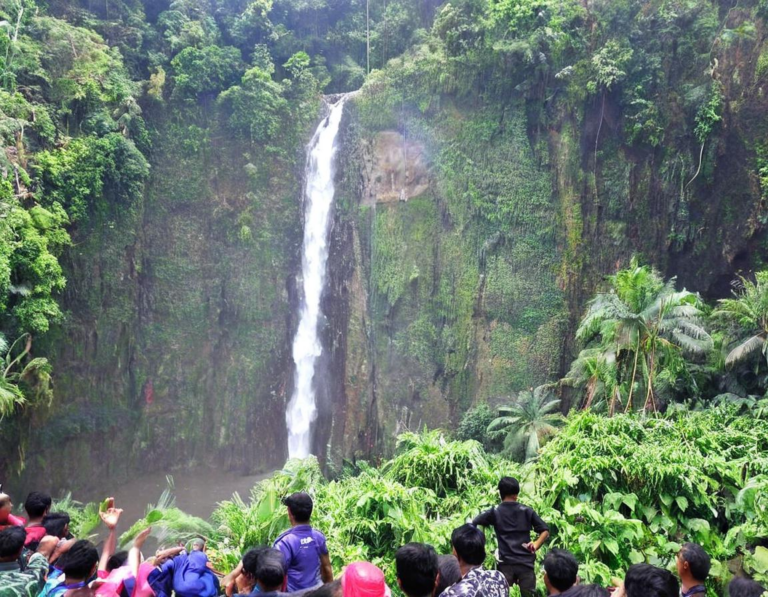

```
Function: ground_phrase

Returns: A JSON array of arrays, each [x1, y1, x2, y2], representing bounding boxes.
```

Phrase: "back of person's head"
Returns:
[[342, 562, 390, 597], [255, 547, 286, 591], [42, 512, 71, 538], [60, 540, 99, 580], [543, 548, 579, 592], [308, 579, 343, 597], [0, 493, 11, 511], [498, 477, 520, 499], [0, 526, 26, 559], [624, 563, 679, 597], [242, 546, 269, 577], [450, 524, 485, 566], [395, 543, 438, 597], [24, 491, 52, 518], [728, 577, 767, 597], [678, 543, 711, 582], [566, 585, 610, 597], [283, 492, 313, 523], [435, 555, 461, 596], [107, 550, 129, 571]]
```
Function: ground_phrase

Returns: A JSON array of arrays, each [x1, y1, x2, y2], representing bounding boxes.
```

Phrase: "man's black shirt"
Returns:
[[472, 501, 549, 568]]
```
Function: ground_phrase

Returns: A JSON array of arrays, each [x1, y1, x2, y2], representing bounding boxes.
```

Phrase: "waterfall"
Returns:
[[286, 98, 347, 459]]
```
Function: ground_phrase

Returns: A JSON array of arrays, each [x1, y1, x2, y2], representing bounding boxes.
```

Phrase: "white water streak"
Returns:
[[286, 99, 347, 458]]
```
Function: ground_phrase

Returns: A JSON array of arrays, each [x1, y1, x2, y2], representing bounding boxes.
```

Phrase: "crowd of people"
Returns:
[[0, 477, 765, 597]]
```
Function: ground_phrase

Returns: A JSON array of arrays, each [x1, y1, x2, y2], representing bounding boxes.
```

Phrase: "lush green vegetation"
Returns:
[[1, 3, 767, 576], [203, 416, 768, 593], [54, 418, 768, 595]]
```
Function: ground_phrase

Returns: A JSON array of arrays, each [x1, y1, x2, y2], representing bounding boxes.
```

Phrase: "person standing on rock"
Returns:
[[472, 477, 549, 597], [273, 493, 333, 592]]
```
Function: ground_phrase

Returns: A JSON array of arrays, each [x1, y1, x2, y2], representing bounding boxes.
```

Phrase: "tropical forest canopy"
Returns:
[[2, 0, 768, 573], [2, 0, 768, 594]]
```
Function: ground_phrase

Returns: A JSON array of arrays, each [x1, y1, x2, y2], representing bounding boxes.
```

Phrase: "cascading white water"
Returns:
[[286, 98, 347, 459]]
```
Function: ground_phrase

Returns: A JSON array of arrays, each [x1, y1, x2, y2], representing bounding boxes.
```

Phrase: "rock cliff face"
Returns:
[[17, 106, 308, 491], [317, 6, 768, 466], [12, 4, 768, 490]]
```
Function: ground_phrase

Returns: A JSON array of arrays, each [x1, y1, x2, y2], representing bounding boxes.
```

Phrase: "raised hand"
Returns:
[[133, 526, 152, 549], [99, 497, 123, 530]]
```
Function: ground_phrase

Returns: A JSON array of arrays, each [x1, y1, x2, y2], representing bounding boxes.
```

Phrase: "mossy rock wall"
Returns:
[[323, 6, 768, 462], [15, 103, 310, 492]]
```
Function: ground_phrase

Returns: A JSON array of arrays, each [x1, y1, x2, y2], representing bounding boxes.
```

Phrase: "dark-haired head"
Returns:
[[60, 540, 99, 581], [677, 543, 711, 583], [242, 546, 269, 578], [307, 579, 343, 597], [255, 547, 286, 591], [498, 477, 520, 500], [283, 492, 313, 524], [0, 526, 26, 561], [543, 549, 578, 592], [566, 585, 610, 597], [451, 524, 485, 566], [42, 512, 71, 538], [624, 563, 679, 597], [435, 555, 461, 596], [107, 550, 129, 572], [728, 577, 767, 597], [396, 543, 438, 597], [24, 491, 51, 519]]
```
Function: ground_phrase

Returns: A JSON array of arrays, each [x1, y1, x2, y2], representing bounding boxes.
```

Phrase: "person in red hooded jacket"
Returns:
[[0, 493, 26, 532]]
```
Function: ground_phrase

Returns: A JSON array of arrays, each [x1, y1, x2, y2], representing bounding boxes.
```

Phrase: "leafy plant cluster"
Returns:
[[97, 418, 768, 595]]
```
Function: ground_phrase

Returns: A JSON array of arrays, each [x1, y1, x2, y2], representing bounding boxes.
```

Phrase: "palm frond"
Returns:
[[725, 334, 766, 367]]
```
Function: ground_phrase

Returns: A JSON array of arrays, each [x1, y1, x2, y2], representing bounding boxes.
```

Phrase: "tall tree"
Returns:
[[713, 272, 768, 369], [571, 258, 712, 412]]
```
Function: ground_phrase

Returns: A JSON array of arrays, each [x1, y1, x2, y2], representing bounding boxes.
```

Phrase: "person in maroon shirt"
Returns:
[[472, 477, 549, 597]]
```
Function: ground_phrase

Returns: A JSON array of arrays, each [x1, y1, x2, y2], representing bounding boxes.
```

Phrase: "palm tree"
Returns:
[[574, 258, 712, 412], [0, 333, 53, 418], [486, 385, 564, 462], [713, 271, 768, 368], [562, 347, 622, 413]]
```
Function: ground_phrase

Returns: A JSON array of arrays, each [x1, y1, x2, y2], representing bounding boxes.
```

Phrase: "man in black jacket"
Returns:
[[472, 477, 549, 597]]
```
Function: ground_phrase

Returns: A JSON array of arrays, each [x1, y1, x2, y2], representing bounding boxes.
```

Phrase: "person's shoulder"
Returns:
[[510, 501, 537, 515], [274, 528, 296, 545], [486, 569, 507, 583], [25, 551, 49, 572], [311, 528, 327, 540]]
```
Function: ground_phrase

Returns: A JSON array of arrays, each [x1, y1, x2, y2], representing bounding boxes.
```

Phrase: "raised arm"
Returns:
[[98, 498, 123, 572], [153, 545, 185, 565], [221, 560, 244, 589], [129, 527, 152, 579]]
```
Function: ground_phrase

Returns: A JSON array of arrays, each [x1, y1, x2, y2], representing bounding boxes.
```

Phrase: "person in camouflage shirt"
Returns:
[[0, 526, 56, 597], [439, 525, 508, 597]]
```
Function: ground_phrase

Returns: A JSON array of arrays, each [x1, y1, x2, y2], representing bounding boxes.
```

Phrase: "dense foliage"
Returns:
[[50, 418, 765, 595]]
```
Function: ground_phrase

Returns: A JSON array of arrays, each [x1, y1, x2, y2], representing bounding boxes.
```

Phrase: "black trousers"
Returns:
[[497, 562, 538, 597]]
